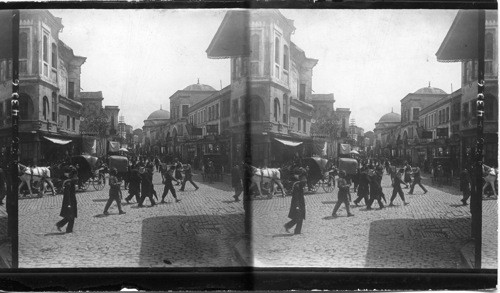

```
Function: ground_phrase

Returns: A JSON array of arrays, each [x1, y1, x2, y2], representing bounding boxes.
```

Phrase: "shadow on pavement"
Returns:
[[139, 214, 244, 267], [92, 199, 108, 202], [449, 204, 467, 208], [272, 233, 295, 238], [222, 200, 238, 204], [321, 201, 336, 204], [365, 217, 471, 268], [44, 232, 66, 236]]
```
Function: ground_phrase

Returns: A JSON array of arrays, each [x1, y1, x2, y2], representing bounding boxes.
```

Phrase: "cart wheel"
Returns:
[[80, 180, 90, 191], [322, 178, 335, 193], [93, 174, 105, 191]]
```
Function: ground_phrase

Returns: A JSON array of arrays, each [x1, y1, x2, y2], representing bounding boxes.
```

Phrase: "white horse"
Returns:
[[249, 166, 285, 198], [18, 164, 56, 197], [482, 164, 498, 197]]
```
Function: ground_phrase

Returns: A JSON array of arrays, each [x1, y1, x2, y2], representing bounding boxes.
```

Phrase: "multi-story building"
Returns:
[[0, 10, 86, 165], [206, 10, 330, 167], [436, 10, 498, 168]]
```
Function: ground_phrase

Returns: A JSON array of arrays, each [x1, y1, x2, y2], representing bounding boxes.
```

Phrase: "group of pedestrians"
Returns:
[[54, 157, 201, 234], [282, 160, 431, 235]]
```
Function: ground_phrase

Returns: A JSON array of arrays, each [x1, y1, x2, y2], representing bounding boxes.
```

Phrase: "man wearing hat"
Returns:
[[103, 168, 126, 215], [125, 164, 142, 204], [162, 165, 181, 203], [179, 163, 198, 191], [138, 166, 156, 207], [56, 165, 79, 233], [283, 162, 307, 235], [332, 170, 354, 217]]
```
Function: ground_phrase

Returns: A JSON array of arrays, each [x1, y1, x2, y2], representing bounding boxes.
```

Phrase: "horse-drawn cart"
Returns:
[[71, 155, 106, 191], [303, 157, 336, 193]]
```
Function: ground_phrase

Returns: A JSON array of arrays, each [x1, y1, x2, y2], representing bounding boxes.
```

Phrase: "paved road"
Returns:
[[251, 173, 497, 269], [19, 172, 244, 268]]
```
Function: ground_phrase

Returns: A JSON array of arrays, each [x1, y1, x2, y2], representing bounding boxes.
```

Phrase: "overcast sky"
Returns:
[[51, 9, 461, 131]]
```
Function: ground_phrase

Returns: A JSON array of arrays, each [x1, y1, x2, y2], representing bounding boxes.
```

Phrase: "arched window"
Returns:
[[274, 37, 280, 64], [42, 96, 49, 120], [273, 98, 280, 122], [282, 94, 288, 123], [43, 35, 48, 62], [283, 45, 289, 71], [51, 92, 57, 121], [19, 32, 28, 59], [51, 43, 57, 68], [485, 33, 494, 59], [251, 34, 260, 61]]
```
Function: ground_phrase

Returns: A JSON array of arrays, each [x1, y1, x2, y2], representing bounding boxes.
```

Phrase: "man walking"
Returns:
[[138, 166, 156, 207], [366, 166, 385, 210], [460, 168, 471, 205], [283, 163, 307, 235], [179, 163, 199, 191], [332, 170, 354, 217], [103, 168, 126, 215], [353, 165, 369, 206], [408, 166, 427, 195], [390, 168, 409, 206], [231, 163, 243, 202], [162, 165, 181, 203], [125, 164, 142, 204]]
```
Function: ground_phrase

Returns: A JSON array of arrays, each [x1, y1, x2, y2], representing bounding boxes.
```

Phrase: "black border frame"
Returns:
[[1, 0, 498, 290]]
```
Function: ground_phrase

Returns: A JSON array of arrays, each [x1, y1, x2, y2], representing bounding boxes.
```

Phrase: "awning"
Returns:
[[274, 138, 303, 147], [44, 136, 72, 145]]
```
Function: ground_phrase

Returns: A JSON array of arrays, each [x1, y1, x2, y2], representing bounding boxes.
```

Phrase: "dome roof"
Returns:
[[146, 109, 170, 120], [378, 112, 401, 123], [414, 86, 447, 95], [183, 83, 216, 92]]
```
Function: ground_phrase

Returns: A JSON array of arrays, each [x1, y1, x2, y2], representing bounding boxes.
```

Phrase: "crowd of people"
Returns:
[[54, 156, 201, 233]]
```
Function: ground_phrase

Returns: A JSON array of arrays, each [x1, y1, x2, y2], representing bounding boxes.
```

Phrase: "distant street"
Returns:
[[19, 172, 244, 268], [251, 173, 497, 269]]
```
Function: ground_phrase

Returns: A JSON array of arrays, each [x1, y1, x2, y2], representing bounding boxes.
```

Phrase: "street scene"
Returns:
[[0, 9, 497, 269]]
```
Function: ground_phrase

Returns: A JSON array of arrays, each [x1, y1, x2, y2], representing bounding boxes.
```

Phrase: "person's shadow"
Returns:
[[44, 232, 66, 236]]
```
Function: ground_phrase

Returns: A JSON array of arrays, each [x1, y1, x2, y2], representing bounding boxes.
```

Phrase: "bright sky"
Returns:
[[51, 9, 461, 132]]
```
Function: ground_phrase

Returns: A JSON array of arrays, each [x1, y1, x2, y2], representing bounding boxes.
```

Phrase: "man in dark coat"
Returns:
[[366, 166, 385, 210], [179, 163, 199, 191], [460, 168, 472, 205], [408, 166, 427, 194], [125, 164, 142, 204], [162, 165, 181, 203], [283, 164, 307, 235], [353, 165, 369, 206], [231, 163, 242, 202], [390, 168, 409, 206], [56, 166, 78, 233], [138, 167, 156, 207]]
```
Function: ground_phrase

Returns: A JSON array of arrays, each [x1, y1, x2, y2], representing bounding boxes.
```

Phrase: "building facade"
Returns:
[[0, 10, 86, 165]]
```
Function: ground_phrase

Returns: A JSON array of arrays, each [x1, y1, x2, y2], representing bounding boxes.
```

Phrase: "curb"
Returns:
[[0, 241, 11, 268], [459, 241, 474, 269]]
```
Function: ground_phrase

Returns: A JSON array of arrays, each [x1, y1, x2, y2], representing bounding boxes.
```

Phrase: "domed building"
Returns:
[[375, 109, 401, 131], [143, 108, 171, 127]]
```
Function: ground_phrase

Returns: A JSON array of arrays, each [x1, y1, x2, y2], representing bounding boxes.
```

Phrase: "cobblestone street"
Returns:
[[251, 173, 497, 269], [19, 172, 244, 268]]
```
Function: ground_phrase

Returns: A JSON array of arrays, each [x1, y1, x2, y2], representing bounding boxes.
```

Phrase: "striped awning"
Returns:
[[274, 138, 302, 147]]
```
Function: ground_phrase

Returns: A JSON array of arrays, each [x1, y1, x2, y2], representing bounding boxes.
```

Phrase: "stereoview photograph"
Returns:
[[1, 9, 496, 269]]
